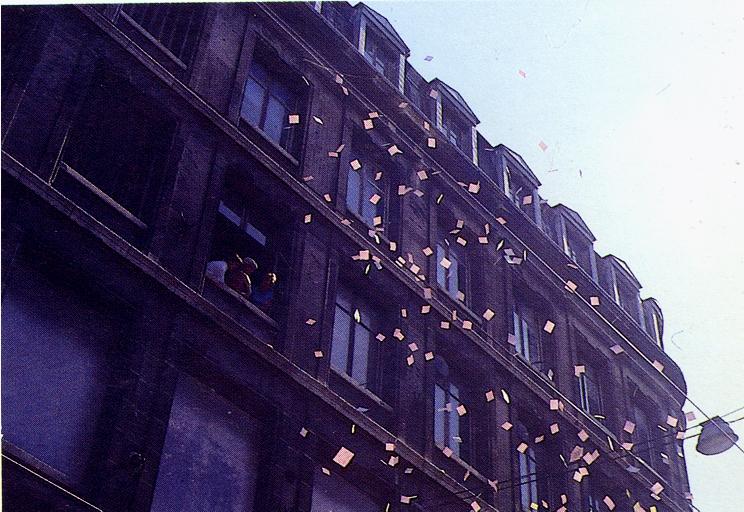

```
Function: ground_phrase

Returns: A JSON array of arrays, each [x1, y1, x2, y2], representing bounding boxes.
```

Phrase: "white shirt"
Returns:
[[205, 260, 228, 283]]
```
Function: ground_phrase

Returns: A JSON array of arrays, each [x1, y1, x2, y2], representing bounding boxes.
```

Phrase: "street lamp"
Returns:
[[695, 416, 740, 455]]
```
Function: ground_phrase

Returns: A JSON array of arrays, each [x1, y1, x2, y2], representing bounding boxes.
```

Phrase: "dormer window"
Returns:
[[362, 27, 398, 84], [441, 105, 472, 156]]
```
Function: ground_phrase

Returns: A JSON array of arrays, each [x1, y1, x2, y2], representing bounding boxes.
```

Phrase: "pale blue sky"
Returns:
[[366, 0, 744, 510]]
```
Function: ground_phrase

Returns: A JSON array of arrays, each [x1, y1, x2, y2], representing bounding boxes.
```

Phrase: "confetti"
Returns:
[[300, 427, 309, 437], [323, 193, 332, 202], [306, 318, 317, 326], [610, 344, 624, 355], [485, 390, 495, 402], [522, 195, 533, 205], [333, 447, 355, 467], [388, 145, 402, 156], [462, 320, 473, 330], [501, 389, 510, 403], [457, 404, 467, 416], [424, 55, 434, 62], [385, 442, 396, 451], [427, 137, 437, 148], [288, 114, 300, 124], [350, 159, 362, 170], [538, 140, 548, 151], [314, 350, 323, 358], [429, 89, 439, 99], [623, 420, 636, 434], [590, 296, 601, 306], [550, 423, 560, 434], [501, 421, 513, 431], [398, 102, 408, 108], [313, 116, 324, 125], [565, 280, 578, 293], [652, 360, 664, 372], [603, 496, 616, 510], [304, 213, 312, 224], [650, 482, 664, 495], [425, 351, 434, 361], [368, 111, 379, 119], [408, 342, 419, 352], [417, 169, 429, 180], [483, 308, 495, 321], [322, 467, 331, 476], [363, 119, 374, 130], [335, 74, 344, 84], [578, 429, 589, 442], [574, 365, 585, 377], [369, 193, 381, 205], [544, 320, 556, 333], [517, 442, 529, 453], [442, 446, 453, 458], [518, 69, 527, 78], [406, 354, 414, 366], [666, 415, 678, 428]]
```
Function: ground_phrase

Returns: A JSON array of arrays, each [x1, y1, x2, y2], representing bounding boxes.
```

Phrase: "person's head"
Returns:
[[260, 272, 277, 290], [241, 257, 258, 275], [226, 254, 243, 271]]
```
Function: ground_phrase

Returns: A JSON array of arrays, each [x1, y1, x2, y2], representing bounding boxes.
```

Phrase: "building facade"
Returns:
[[1, 3, 692, 511]]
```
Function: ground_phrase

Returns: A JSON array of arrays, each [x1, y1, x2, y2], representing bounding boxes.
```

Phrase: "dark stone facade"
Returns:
[[1, 3, 691, 512]]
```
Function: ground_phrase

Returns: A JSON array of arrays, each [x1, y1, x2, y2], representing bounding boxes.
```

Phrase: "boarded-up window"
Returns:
[[150, 374, 262, 512]]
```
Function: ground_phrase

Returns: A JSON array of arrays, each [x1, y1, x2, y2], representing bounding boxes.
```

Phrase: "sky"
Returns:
[[365, 0, 744, 510]]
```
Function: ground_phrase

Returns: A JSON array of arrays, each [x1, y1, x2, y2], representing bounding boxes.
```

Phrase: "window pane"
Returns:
[[436, 244, 447, 290], [241, 77, 266, 126], [331, 305, 351, 374], [449, 396, 461, 457], [434, 384, 446, 446], [448, 253, 459, 295], [263, 96, 286, 144], [351, 323, 371, 385], [346, 166, 361, 216], [521, 317, 531, 360], [150, 374, 261, 512]]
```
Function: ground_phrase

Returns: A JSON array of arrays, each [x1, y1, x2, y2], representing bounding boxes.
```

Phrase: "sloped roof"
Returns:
[[431, 78, 479, 124], [553, 204, 596, 241], [356, 3, 410, 54], [495, 144, 541, 187], [605, 254, 642, 288]]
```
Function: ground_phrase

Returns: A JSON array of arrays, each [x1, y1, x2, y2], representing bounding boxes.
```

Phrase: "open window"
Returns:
[[514, 422, 545, 512], [204, 163, 294, 324], [330, 281, 396, 405], [512, 296, 552, 376], [436, 242, 467, 302], [121, 3, 205, 66], [53, 64, 176, 231], [240, 40, 308, 158], [433, 357, 472, 463]]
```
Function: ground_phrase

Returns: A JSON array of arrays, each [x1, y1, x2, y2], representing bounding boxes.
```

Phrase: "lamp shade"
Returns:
[[696, 416, 739, 455]]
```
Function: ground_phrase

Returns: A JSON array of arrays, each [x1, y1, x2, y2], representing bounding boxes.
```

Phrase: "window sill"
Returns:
[[203, 273, 278, 329], [433, 442, 489, 485], [238, 118, 300, 167], [118, 11, 188, 71], [435, 284, 483, 327], [331, 367, 394, 414], [54, 162, 148, 231]]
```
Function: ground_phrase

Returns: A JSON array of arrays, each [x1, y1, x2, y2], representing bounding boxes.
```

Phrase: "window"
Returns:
[[57, 66, 175, 225], [515, 423, 540, 511], [240, 43, 306, 156], [331, 286, 393, 402], [363, 28, 398, 84], [311, 468, 378, 512], [206, 166, 294, 320], [433, 358, 471, 461], [122, 3, 205, 65], [585, 488, 603, 512], [346, 153, 385, 229], [436, 243, 465, 301], [1, 254, 130, 485], [564, 228, 592, 272], [512, 302, 544, 370], [442, 109, 470, 155], [577, 366, 604, 420], [632, 404, 661, 470], [150, 374, 262, 512]]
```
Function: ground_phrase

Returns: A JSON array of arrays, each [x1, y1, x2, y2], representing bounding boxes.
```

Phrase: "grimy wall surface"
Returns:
[[1, 3, 691, 512]]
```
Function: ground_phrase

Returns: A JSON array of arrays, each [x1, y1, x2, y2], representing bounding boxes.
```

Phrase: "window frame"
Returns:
[[515, 422, 541, 512], [512, 301, 545, 370], [433, 358, 471, 462], [345, 152, 387, 230], [330, 286, 391, 401], [239, 41, 307, 158], [436, 242, 466, 302]]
